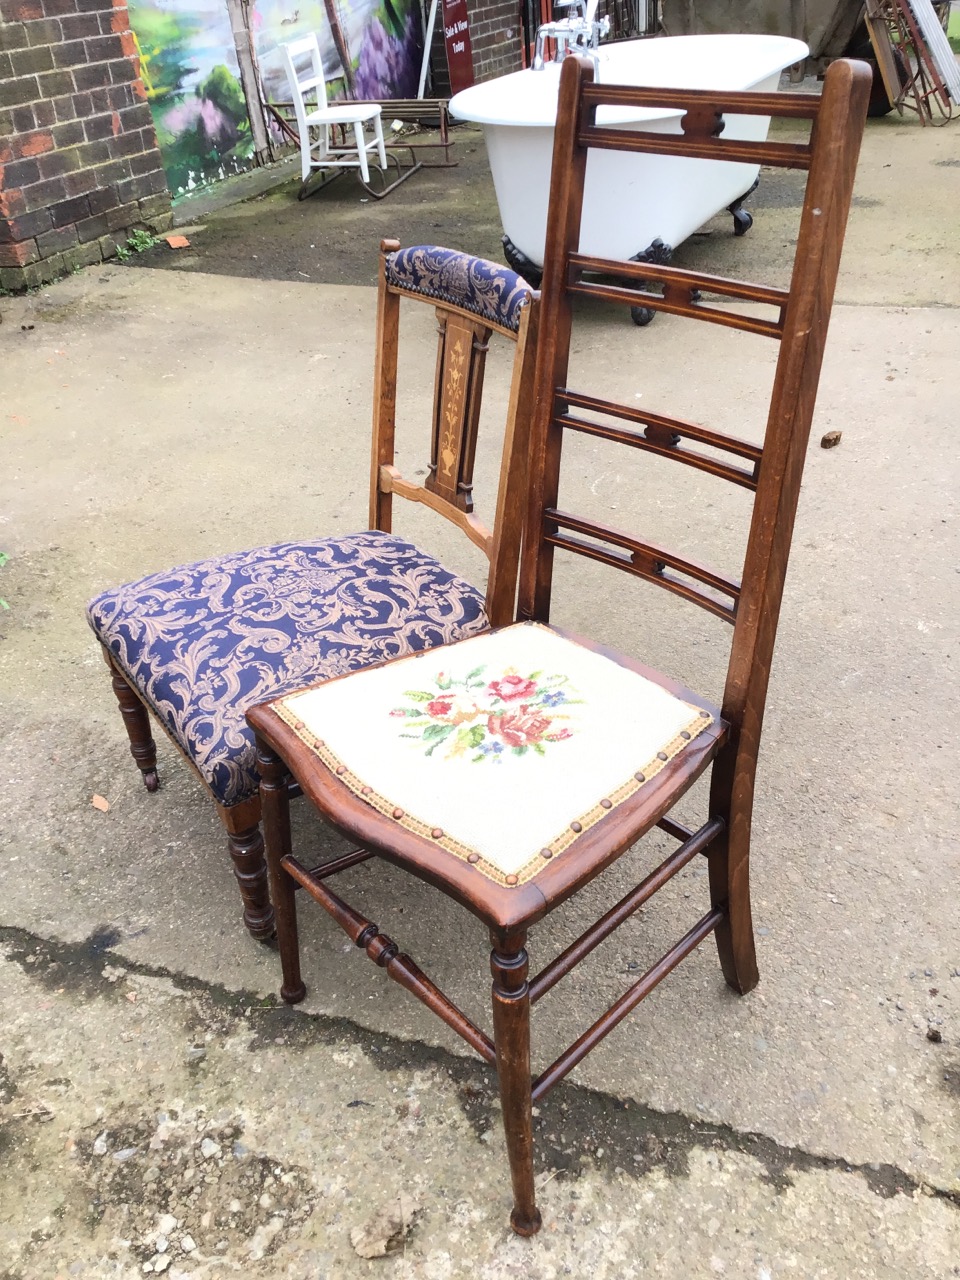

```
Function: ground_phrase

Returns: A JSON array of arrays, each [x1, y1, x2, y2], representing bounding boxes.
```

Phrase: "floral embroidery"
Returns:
[[390, 664, 578, 761]]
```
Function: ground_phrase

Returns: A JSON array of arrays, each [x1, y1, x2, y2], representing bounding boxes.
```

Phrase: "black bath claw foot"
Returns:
[[728, 176, 760, 237], [628, 237, 673, 327], [630, 303, 656, 327], [501, 235, 543, 287]]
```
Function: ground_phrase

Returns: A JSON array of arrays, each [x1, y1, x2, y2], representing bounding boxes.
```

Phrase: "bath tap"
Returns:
[[531, 0, 610, 73]]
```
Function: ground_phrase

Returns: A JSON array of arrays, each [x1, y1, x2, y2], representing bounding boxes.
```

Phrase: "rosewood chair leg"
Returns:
[[105, 655, 159, 792], [708, 820, 760, 996], [256, 739, 306, 1004], [219, 806, 276, 942], [490, 932, 541, 1237]]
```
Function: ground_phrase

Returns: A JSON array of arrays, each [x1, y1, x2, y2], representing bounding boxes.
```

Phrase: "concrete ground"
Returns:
[[1, 103, 959, 1279]]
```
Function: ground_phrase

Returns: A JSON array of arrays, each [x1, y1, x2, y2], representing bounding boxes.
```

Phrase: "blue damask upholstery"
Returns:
[[385, 244, 533, 333], [87, 532, 488, 808]]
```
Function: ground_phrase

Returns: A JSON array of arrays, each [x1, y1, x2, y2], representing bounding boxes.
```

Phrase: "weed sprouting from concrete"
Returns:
[[116, 229, 161, 262]]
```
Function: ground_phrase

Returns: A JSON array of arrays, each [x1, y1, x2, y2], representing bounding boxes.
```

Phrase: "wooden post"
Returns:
[[323, 0, 355, 92], [257, 739, 306, 1002], [226, 0, 272, 164]]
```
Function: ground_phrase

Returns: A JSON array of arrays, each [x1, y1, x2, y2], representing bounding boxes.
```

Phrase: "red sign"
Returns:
[[442, 0, 475, 95]]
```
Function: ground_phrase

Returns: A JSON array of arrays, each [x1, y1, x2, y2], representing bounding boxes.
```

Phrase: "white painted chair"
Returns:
[[280, 34, 387, 190]]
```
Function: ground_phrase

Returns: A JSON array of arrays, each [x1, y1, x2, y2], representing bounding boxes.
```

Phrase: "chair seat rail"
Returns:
[[531, 907, 724, 1101], [529, 817, 724, 1003], [282, 853, 498, 1065]]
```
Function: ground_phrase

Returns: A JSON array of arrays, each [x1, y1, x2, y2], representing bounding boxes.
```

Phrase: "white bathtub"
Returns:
[[450, 34, 808, 270]]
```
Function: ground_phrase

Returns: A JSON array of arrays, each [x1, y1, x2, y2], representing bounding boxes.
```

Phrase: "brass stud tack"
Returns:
[[570, 821, 582, 833], [680, 730, 691, 740], [335, 765, 346, 776], [657, 751, 668, 761], [467, 853, 480, 864], [431, 827, 444, 839], [361, 786, 372, 796], [392, 807, 404, 820], [505, 874, 518, 885], [600, 798, 612, 810], [635, 772, 646, 783], [540, 848, 553, 859]]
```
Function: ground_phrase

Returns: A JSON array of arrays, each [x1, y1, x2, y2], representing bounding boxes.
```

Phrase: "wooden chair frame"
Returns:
[[249, 58, 871, 1234], [98, 240, 539, 940]]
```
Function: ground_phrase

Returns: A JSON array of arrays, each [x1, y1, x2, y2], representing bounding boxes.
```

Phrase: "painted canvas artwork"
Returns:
[[255, 0, 424, 104], [129, 0, 424, 197], [129, 0, 256, 196]]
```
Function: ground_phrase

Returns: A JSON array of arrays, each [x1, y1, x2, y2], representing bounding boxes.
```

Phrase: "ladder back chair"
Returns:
[[86, 242, 539, 940], [248, 58, 871, 1234]]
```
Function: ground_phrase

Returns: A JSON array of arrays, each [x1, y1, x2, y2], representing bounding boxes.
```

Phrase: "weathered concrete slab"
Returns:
[[2, 928, 958, 1278]]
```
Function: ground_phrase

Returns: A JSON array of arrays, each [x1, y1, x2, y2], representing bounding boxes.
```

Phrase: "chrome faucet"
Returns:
[[531, 0, 610, 73]]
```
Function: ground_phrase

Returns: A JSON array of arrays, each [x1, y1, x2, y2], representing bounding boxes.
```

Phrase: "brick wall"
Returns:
[[430, 0, 523, 96], [0, 0, 171, 292], [469, 0, 523, 82]]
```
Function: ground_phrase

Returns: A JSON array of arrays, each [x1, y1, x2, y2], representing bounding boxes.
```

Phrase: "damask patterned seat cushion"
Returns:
[[385, 244, 533, 333], [87, 532, 489, 808]]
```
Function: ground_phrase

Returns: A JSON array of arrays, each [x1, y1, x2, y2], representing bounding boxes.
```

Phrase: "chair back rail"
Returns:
[[556, 389, 762, 490], [543, 509, 741, 623], [280, 36, 329, 132], [518, 54, 871, 771], [369, 239, 540, 627], [567, 257, 790, 337], [577, 82, 820, 170]]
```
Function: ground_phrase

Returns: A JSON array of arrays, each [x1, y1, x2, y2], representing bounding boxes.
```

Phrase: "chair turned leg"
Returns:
[[256, 739, 306, 1004], [105, 655, 159, 793], [490, 932, 541, 1237], [220, 812, 275, 942], [355, 122, 372, 183], [374, 116, 387, 170], [708, 820, 759, 996]]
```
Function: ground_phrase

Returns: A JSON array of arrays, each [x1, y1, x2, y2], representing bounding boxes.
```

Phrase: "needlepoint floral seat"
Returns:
[[87, 533, 489, 810], [256, 622, 724, 922]]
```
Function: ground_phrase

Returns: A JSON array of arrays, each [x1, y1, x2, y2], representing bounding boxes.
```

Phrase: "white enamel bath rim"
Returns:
[[449, 35, 809, 268]]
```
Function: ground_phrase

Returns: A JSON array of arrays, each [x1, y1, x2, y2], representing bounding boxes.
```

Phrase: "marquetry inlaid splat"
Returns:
[[426, 310, 491, 513]]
